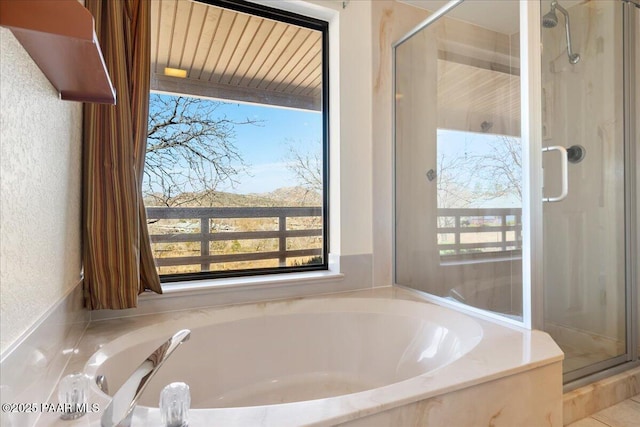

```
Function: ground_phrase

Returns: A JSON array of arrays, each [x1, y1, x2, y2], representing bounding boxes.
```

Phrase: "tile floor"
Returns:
[[568, 394, 640, 427]]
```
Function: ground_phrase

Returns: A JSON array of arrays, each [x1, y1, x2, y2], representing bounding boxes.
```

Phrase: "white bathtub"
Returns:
[[87, 298, 481, 410], [52, 290, 563, 426]]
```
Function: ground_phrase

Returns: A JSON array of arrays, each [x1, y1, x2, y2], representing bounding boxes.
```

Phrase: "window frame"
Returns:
[[153, 0, 330, 283]]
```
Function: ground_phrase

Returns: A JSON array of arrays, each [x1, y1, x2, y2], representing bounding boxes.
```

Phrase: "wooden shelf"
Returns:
[[0, 0, 116, 104]]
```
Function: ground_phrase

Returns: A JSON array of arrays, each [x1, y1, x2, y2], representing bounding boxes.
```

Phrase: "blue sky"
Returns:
[[214, 101, 322, 193], [146, 94, 521, 205], [146, 93, 323, 195]]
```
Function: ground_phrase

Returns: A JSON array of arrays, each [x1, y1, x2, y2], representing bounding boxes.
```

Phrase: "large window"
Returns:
[[436, 129, 522, 260], [435, 53, 522, 263], [144, 0, 328, 281]]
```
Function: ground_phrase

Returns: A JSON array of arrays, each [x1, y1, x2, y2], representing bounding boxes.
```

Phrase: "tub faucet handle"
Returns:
[[58, 372, 90, 420], [160, 382, 191, 427]]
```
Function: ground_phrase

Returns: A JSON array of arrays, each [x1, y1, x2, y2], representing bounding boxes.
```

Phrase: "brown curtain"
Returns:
[[83, 0, 162, 310]]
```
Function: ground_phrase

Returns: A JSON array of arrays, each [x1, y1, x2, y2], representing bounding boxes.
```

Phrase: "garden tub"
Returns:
[[48, 291, 563, 426]]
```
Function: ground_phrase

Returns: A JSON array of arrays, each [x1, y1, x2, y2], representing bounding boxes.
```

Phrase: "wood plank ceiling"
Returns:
[[151, 0, 323, 111], [437, 60, 521, 136]]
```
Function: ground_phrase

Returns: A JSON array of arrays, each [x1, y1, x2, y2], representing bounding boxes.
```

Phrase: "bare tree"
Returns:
[[144, 94, 258, 207], [284, 139, 323, 195], [437, 135, 522, 209], [437, 151, 477, 209], [468, 135, 522, 201]]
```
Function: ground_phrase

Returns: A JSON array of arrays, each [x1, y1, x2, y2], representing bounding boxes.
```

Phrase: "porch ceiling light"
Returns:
[[164, 67, 187, 78]]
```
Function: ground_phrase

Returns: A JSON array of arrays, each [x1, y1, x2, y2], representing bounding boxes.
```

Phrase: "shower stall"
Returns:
[[393, 0, 638, 386]]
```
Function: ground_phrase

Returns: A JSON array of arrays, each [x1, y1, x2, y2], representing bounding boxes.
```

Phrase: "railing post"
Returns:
[[147, 207, 323, 271], [279, 214, 287, 266], [502, 214, 508, 251], [201, 217, 210, 271], [517, 213, 522, 249], [454, 214, 461, 255]]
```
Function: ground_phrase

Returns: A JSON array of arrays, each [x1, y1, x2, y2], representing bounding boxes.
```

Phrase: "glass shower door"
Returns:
[[394, 0, 524, 321], [393, 0, 636, 385], [540, 0, 630, 382]]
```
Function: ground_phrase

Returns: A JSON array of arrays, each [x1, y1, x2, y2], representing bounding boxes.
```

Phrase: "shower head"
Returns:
[[542, 1, 580, 64], [542, 9, 558, 28]]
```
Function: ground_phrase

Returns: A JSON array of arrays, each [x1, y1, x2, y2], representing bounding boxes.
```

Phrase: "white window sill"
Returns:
[[139, 270, 345, 300]]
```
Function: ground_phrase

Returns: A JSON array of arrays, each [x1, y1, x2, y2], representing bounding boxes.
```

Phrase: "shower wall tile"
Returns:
[[542, 0, 627, 348], [372, 1, 429, 287]]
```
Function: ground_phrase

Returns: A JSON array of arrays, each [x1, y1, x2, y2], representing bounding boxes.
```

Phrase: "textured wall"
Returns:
[[0, 28, 83, 354]]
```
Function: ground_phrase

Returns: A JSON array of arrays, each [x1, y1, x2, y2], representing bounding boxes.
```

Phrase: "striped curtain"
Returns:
[[83, 0, 162, 310]]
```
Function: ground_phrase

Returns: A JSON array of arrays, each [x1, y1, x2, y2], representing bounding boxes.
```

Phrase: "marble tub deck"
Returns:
[[32, 287, 564, 426]]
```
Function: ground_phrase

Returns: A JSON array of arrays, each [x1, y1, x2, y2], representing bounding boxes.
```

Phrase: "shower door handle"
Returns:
[[542, 145, 569, 202]]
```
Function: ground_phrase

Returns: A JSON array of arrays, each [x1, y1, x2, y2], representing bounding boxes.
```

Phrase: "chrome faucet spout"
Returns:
[[100, 329, 191, 427]]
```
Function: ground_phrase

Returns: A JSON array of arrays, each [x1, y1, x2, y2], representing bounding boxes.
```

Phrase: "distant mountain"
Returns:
[[145, 186, 321, 208], [254, 187, 322, 206]]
